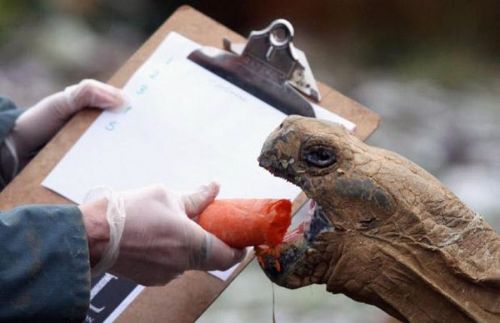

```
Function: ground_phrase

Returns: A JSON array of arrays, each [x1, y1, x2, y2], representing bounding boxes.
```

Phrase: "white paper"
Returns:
[[312, 103, 356, 132], [43, 32, 356, 282], [44, 60, 300, 202]]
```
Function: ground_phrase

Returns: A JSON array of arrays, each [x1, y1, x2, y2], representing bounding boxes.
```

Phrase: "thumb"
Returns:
[[182, 182, 219, 218], [188, 223, 246, 271]]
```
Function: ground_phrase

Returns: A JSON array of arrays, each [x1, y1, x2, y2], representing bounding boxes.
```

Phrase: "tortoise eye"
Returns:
[[302, 146, 337, 167]]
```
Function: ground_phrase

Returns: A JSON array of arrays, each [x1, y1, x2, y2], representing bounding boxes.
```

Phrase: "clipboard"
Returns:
[[0, 6, 380, 322]]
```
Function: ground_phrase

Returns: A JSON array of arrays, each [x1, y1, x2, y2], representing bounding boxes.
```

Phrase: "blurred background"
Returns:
[[1, 1, 498, 322]]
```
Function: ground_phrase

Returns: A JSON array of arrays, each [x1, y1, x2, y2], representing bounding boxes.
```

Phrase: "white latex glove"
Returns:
[[7, 79, 126, 171], [81, 183, 246, 286]]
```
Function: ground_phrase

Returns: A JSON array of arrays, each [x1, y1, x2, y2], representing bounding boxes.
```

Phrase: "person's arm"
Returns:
[[0, 182, 245, 321], [80, 197, 110, 268], [0, 85, 121, 321], [0, 205, 91, 322], [0, 80, 126, 185], [0, 97, 24, 188]]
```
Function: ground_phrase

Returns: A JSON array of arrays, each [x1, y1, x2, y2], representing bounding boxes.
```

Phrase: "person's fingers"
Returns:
[[182, 182, 220, 218], [65, 79, 127, 113], [86, 80, 127, 109], [187, 223, 246, 271]]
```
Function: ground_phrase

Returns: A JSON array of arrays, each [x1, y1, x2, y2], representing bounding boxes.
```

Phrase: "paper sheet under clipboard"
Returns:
[[42, 32, 355, 322], [43, 32, 355, 204]]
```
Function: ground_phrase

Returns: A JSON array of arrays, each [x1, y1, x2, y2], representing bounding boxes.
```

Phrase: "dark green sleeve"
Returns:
[[0, 97, 23, 141], [0, 97, 24, 188], [0, 205, 91, 322]]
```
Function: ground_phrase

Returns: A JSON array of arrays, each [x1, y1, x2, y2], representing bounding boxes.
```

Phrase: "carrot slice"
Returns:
[[197, 199, 292, 249]]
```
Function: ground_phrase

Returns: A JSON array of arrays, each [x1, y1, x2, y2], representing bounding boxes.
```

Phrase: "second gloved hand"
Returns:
[[89, 182, 246, 286], [8, 79, 127, 170]]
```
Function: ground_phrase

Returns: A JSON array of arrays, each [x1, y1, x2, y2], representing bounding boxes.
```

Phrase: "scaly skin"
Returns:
[[257, 116, 500, 322]]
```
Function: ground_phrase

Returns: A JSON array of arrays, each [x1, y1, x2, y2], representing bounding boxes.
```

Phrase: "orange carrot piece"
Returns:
[[197, 199, 292, 249]]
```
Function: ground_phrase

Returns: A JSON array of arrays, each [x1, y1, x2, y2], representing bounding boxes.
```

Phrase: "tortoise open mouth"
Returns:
[[257, 124, 336, 287], [285, 200, 332, 244], [257, 199, 334, 288]]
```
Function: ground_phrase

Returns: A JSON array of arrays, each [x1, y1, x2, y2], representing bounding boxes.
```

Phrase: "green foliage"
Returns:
[[0, 0, 31, 42]]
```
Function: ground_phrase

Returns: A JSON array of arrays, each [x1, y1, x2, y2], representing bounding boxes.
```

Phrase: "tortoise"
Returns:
[[257, 116, 500, 322]]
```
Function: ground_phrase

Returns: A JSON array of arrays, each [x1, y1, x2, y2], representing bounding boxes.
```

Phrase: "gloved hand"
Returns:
[[7, 79, 126, 171], [80, 182, 246, 286]]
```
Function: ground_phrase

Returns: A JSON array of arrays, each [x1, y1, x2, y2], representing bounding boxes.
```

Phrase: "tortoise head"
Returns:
[[257, 115, 397, 288], [257, 116, 500, 323]]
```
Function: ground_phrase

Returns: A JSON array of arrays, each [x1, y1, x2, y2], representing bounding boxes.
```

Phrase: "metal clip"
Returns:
[[188, 19, 320, 117], [224, 19, 321, 102]]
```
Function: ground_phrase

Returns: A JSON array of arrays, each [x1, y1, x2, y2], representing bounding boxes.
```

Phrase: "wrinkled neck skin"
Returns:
[[259, 117, 500, 323], [310, 145, 499, 322]]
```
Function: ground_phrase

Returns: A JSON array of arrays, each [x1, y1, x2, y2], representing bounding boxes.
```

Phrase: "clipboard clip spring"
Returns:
[[188, 19, 321, 117]]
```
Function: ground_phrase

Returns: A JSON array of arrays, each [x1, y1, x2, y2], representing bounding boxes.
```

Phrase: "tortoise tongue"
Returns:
[[258, 200, 326, 280], [284, 222, 306, 242], [309, 199, 317, 213], [257, 200, 334, 288], [283, 199, 316, 242]]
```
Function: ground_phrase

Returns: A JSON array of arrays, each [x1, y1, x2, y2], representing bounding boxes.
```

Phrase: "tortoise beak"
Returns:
[[258, 238, 310, 288], [257, 205, 334, 288]]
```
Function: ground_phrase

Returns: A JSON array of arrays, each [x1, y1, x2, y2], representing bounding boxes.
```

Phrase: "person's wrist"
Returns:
[[79, 198, 110, 267]]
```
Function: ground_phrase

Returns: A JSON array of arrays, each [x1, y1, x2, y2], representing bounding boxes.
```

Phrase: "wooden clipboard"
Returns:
[[0, 5, 380, 322]]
